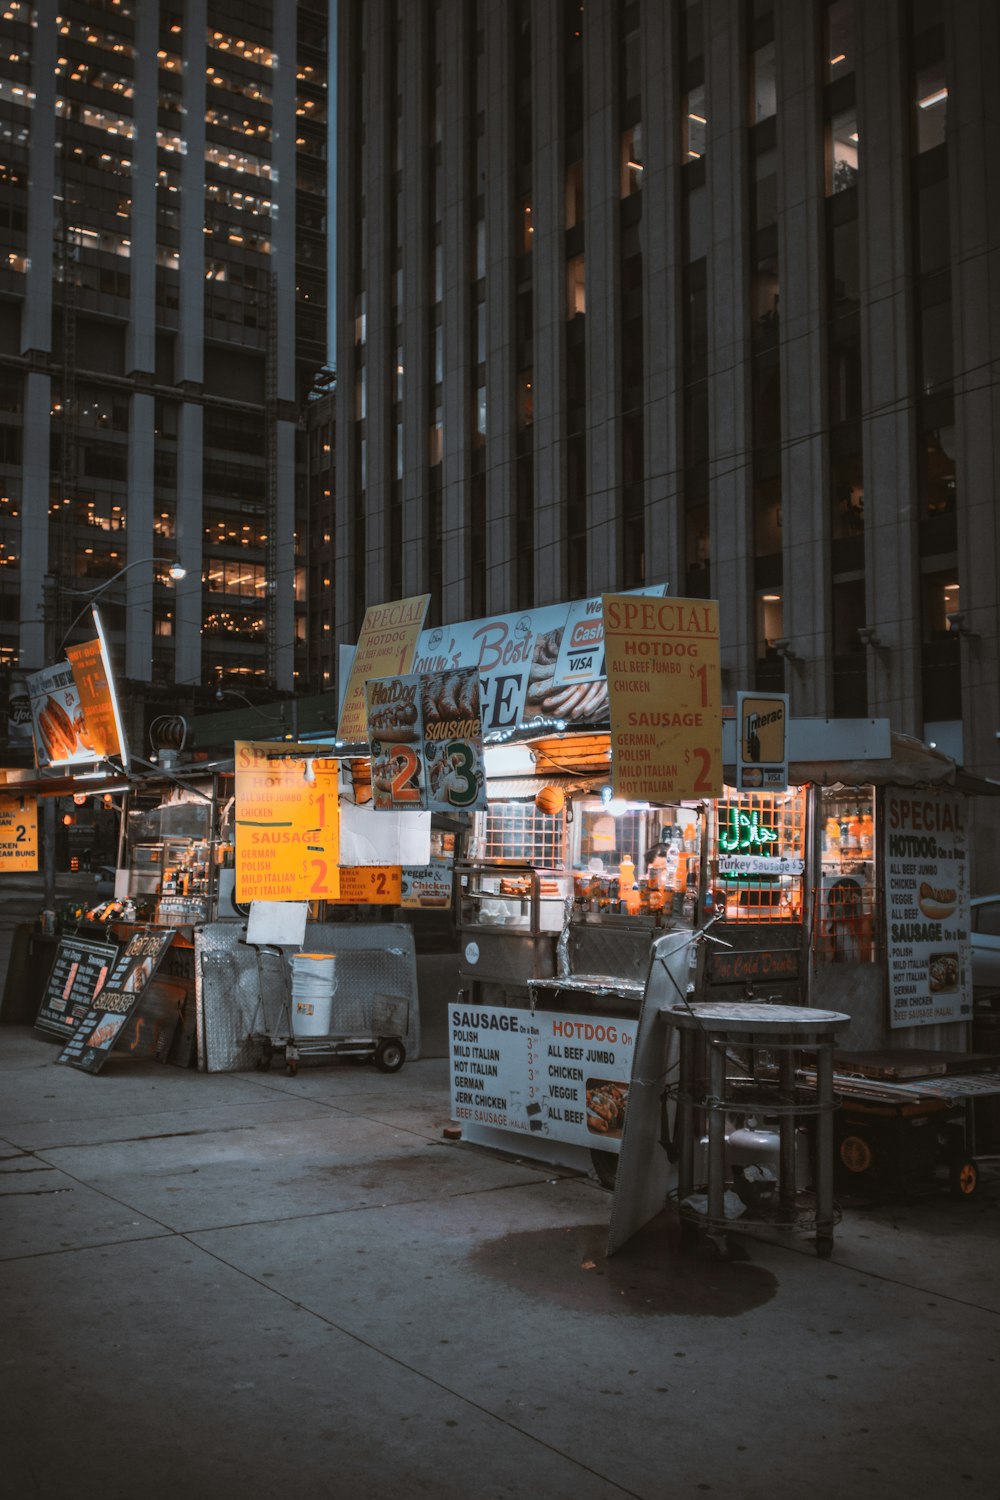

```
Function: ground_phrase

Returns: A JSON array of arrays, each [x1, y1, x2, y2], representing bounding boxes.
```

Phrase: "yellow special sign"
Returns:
[[336, 594, 430, 746], [329, 865, 402, 905], [602, 594, 723, 802], [0, 792, 38, 871], [235, 742, 341, 903]]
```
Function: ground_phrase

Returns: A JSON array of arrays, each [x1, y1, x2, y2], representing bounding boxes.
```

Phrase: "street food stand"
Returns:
[[447, 720, 1000, 1202]]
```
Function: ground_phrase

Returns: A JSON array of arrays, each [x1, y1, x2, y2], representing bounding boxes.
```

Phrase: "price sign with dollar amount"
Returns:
[[602, 594, 723, 802]]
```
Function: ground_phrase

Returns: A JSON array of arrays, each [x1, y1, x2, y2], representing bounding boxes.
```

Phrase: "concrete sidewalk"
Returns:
[[2, 1026, 999, 1500]]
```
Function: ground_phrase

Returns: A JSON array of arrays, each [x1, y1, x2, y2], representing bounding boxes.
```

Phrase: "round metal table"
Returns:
[[665, 1002, 851, 1258]]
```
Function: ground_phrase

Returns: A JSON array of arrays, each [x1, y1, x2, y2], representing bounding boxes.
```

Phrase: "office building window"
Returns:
[[826, 108, 858, 194], [825, 0, 854, 81]]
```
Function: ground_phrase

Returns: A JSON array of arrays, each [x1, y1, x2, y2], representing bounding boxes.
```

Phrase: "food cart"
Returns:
[[448, 721, 1000, 1198]]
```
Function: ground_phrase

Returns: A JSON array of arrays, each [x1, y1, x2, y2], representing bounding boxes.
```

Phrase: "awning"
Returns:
[[783, 732, 1000, 792]]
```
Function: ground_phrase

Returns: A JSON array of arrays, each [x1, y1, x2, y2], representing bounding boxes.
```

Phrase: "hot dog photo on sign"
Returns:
[[421, 667, 487, 812], [365, 675, 425, 810], [25, 662, 91, 769]]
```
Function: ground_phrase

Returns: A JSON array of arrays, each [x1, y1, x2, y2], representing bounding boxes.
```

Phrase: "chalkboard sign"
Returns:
[[56, 928, 175, 1074], [35, 935, 119, 1040]]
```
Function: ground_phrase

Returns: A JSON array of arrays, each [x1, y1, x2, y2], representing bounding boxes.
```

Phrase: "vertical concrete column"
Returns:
[[948, 0, 1000, 880], [127, 0, 158, 378], [177, 0, 206, 386], [19, 1, 56, 670], [125, 393, 156, 681], [856, 3, 920, 731], [334, 0, 361, 638], [483, 0, 516, 613], [19, 374, 51, 669], [21, 0, 55, 359], [271, 5, 301, 691], [173, 401, 203, 684], [272, 5, 298, 406], [531, 0, 566, 604], [776, 0, 828, 713], [640, 0, 683, 590], [362, 0, 392, 602], [273, 419, 297, 689], [399, 1, 430, 599], [582, 0, 621, 591], [705, 0, 753, 684], [440, 0, 472, 620]]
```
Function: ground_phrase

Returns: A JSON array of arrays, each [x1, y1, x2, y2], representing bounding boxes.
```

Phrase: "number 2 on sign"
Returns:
[[390, 745, 421, 803], [690, 747, 713, 793]]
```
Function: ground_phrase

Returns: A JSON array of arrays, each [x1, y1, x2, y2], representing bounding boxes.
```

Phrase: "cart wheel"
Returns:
[[255, 1050, 272, 1072], [949, 1158, 979, 1198], [373, 1038, 406, 1073], [286, 1058, 299, 1077]]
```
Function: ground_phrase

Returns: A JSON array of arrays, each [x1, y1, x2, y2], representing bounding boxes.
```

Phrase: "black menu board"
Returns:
[[56, 928, 174, 1074], [35, 936, 119, 1040]]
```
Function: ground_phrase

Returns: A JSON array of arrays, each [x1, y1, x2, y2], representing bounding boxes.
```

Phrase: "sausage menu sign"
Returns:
[[602, 593, 722, 802], [449, 1005, 634, 1152], [884, 787, 972, 1028], [235, 742, 341, 902]]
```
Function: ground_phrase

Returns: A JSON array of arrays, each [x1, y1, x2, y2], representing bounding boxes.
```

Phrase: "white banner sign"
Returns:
[[884, 787, 972, 1028], [449, 1004, 635, 1151]]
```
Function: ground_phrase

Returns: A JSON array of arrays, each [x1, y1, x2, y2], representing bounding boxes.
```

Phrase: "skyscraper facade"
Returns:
[[0, 0, 330, 723], [333, 0, 999, 800]]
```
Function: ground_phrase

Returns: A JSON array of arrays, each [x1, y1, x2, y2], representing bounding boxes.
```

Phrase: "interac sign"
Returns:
[[736, 691, 789, 791]]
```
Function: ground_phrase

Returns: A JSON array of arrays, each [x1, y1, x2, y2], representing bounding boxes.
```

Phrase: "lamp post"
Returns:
[[52, 555, 186, 655], [38, 557, 186, 915], [214, 687, 292, 738]]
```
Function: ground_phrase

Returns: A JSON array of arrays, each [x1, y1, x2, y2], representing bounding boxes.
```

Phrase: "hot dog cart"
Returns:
[[449, 726, 1000, 1197]]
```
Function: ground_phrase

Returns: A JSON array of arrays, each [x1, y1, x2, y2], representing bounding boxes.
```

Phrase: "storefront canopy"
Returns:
[[786, 732, 1000, 796]]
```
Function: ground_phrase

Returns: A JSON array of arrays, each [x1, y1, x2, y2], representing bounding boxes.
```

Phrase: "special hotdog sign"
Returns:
[[366, 667, 487, 813], [884, 787, 972, 1028]]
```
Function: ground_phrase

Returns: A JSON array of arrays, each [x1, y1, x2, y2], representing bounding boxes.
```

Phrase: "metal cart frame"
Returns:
[[247, 942, 410, 1077]]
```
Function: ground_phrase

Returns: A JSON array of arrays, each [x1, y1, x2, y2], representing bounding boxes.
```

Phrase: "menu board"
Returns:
[[35, 935, 119, 1039], [336, 594, 430, 744], [56, 928, 174, 1072], [884, 787, 972, 1028], [66, 630, 125, 761], [400, 857, 454, 909], [603, 593, 723, 802], [0, 790, 38, 872], [234, 742, 340, 902], [25, 660, 92, 769], [449, 1004, 635, 1152], [366, 667, 486, 813]]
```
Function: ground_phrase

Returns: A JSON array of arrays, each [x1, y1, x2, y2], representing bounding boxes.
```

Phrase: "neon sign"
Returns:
[[719, 807, 779, 854]]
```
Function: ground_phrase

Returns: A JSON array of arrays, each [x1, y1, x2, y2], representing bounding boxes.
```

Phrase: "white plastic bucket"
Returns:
[[290, 952, 337, 1037]]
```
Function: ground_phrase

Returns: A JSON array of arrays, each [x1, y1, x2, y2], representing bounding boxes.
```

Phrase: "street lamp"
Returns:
[[214, 686, 290, 736], [54, 556, 186, 654]]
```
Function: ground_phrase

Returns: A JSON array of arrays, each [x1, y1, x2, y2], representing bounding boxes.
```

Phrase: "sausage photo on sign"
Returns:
[[525, 627, 610, 722]]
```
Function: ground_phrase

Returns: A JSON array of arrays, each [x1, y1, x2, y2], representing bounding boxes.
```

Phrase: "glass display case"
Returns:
[[816, 785, 876, 962], [120, 789, 218, 921], [456, 864, 567, 934]]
